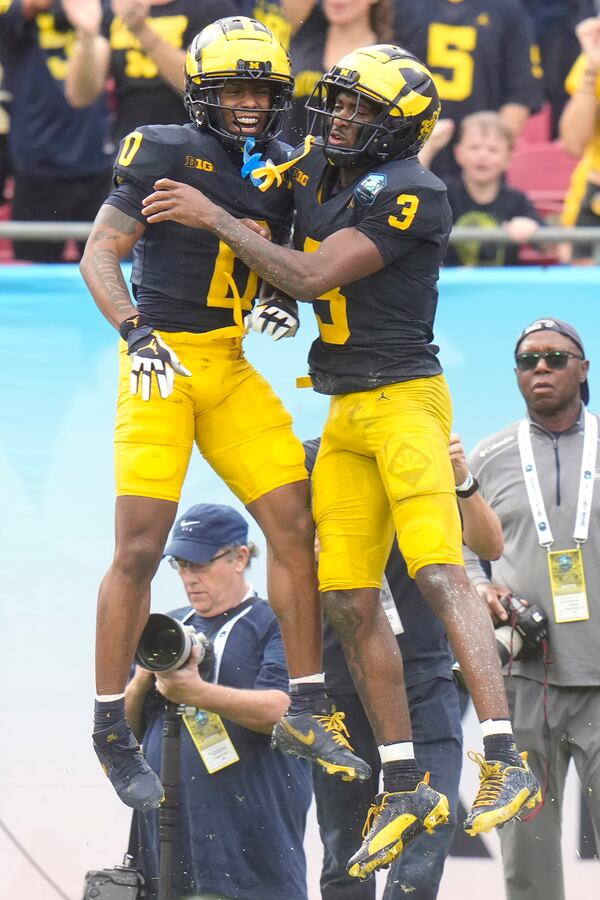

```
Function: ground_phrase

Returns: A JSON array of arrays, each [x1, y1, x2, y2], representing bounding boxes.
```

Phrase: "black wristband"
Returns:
[[456, 476, 479, 498]]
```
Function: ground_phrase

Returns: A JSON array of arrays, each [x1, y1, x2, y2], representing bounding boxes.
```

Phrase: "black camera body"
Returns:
[[495, 593, 548, 665], [82, 862, 146, 899]]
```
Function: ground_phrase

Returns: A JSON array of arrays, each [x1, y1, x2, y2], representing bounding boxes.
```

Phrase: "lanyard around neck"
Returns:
[[517, 411, 598, 548]]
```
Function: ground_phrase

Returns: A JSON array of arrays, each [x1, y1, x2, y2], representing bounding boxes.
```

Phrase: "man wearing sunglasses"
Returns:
[[464, 318, 600, 900], [124, 501, 312, 900]]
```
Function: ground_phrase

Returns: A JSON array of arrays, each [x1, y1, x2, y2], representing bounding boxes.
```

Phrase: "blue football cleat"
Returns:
[[272, 699, 372, 782], [93, 718, 164, 810]]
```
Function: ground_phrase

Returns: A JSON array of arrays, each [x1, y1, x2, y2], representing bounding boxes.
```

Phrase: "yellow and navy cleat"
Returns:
[[346, 775, 450, 880], [271, 700, 372, 782], [464, 750, 542, 836], [93, 719, 164, 810]]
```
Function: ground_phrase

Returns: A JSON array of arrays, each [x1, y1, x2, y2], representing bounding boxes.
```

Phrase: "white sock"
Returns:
[[378, 741, 415, 764], [95, 693, 126, 702], [480, 718, 513, 737], [288, 673, 325, 687]]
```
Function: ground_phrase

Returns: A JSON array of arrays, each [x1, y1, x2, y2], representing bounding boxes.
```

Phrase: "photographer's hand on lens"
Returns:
[[155, 644, 205, 705], [132, 665, 155, 685]]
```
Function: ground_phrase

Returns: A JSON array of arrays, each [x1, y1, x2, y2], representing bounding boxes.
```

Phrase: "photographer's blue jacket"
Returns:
[[135, 595, 311, 900]]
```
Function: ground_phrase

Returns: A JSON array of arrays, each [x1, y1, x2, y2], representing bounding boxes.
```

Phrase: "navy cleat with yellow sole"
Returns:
[[346, 775, 450, 881], [271, 700, 372, 782], [464, 750, 542, 836], [93, 718, 164, 810]]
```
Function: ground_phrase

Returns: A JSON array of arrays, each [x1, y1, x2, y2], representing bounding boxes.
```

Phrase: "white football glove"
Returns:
[[247, 301, 299, 341], [120, 318, 192, 401]]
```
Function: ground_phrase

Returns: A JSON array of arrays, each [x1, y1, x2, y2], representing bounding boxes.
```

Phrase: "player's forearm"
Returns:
[[131, 23, 186, 93], [81, 247, 137, 328], [211, 209, 325, 299], [65, 32, 110, 107], [182, 682, 289, 734], [81, 210, 142, 328]]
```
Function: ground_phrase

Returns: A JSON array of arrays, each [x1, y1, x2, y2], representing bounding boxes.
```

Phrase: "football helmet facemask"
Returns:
[[184, 16, 293, 148], [306, 45, 440, 167]]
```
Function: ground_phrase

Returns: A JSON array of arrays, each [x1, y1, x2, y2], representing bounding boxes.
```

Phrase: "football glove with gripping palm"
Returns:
[[247, 300, 299, 341], [119, 316, 192, 401]]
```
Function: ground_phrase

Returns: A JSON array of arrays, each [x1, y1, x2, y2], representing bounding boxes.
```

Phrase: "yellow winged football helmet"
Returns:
[[306, 45, 440, 166], [184, 16, 293, 147]]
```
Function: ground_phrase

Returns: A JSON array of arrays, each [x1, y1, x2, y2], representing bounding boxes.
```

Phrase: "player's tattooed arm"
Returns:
[[142, 179, 385, 299], [80, 204, 145, 328]]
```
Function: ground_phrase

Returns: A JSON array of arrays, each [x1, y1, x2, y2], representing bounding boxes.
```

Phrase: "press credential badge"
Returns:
[[183, 710, 240, 773]]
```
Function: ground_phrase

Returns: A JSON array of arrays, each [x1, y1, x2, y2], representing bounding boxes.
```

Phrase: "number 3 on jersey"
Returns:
[[388, 194, 420, 230], [303, 237, 350, 345]]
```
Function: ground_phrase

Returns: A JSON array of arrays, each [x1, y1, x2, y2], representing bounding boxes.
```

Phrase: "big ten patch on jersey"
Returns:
[[114, 124, 293, 240]]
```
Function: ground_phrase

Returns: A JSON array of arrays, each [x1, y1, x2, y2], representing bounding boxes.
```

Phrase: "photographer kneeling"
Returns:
[[125, 503, 312, 900]]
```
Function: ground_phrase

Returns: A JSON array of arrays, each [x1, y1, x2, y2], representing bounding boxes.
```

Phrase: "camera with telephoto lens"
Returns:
[[495, 593, 548, 666], [135, 613, 215, 679]]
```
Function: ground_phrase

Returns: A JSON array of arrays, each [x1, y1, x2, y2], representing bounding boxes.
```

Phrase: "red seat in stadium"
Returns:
[[0, 200, 13, 262], [507, 140, 578, 219], [515, 102, 552, 148], [506, 140, 579, 265]]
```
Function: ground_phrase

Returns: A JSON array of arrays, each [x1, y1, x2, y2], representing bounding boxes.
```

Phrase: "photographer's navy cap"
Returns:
[[515, 317, 589, 405], [164, 503, 249, 563]]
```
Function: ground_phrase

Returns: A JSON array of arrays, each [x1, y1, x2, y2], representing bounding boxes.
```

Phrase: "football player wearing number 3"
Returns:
[[80, 16, 370, 815], [143, 45, 541, 879]]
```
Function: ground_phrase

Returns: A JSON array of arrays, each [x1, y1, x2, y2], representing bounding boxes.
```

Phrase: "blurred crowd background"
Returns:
[[1, 0, 600, 267]]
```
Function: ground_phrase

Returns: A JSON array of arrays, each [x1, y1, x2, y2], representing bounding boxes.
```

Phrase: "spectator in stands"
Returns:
[[464, 317, 600, 900], [64, 0, 236, 143], [523, 1, 593, 138], [127, 502, 312, 899], [559, 12, 600, 263], [393, 0, 543, 180], [285, 0, 395, 146], [0, 0, 113, 262], [241, 0, 291, 49], [422, 111, 542, 267], [304, 434, 503, 900], [279, 0, 313, 36]]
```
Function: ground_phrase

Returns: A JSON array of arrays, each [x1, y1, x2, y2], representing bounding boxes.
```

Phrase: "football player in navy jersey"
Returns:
[[142, 44, 541, 879], [80, 16, 370, 814]]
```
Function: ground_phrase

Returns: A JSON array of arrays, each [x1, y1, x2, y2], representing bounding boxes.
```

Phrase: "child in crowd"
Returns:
[[421, 112, 543, 266]]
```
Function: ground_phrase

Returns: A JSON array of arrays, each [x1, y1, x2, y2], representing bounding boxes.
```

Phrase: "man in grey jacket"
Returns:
[[464, 317, 600, 900]]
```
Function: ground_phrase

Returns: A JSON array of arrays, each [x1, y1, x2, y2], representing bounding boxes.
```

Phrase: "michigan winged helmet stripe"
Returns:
[[306, 44, 440, 166], [185, 17, 292, 85]]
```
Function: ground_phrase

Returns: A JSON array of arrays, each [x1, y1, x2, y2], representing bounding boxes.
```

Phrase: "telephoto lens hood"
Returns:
[[135, 613, 210, 673]]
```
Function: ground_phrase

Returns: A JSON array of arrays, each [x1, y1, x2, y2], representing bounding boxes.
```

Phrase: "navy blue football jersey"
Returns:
[[291, 144, 452, 394], [106, 124, 293, 333], [393, 0, 543, 176]]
